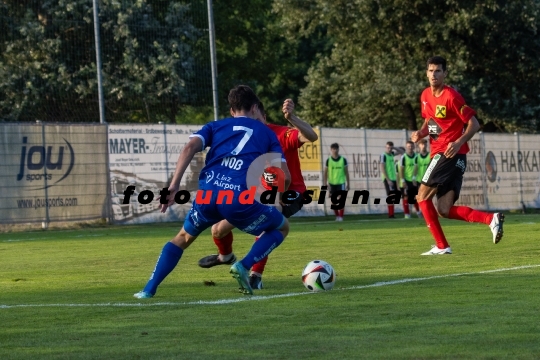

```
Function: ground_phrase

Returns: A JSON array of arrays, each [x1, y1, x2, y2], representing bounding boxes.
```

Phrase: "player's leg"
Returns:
[[226, 203, 289, 295], [384, 180, 395, 218], [402, 186, 410, 218], [417, 184, 452, 255], [338, 184, 345, 220], [249, 232, 267, 290], [406, 180, 421, 217], [134, 226, 198, 299], [328, 185, 339, 220], [134, 204, 218, 298], [438, 173, 504, 244], [198, 220, 237, 268], [250, 193, 304, 289], [409, 182, 422, 217]]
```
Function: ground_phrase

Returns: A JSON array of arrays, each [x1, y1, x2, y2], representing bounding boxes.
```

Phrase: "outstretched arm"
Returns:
[[345, 166, 350, 191], [282, 99, 318, 143], [160, 136, 203, 212]]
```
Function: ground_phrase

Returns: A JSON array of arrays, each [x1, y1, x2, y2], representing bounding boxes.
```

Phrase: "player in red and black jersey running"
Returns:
[[411, 56, 504, 255], [198, 99, 318, 288]]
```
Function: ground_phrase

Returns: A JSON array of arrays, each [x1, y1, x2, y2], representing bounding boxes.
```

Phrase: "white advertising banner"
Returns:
[[0, 124, 109, 223], [319, 129, 540, 215], [453, 133, 488, 209], [481, 133, 540, 210], [3, 123, 535, 226], [108, 124, 204, 224]]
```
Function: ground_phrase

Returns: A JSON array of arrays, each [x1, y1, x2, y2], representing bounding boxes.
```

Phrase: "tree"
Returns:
[[0, 0, 205, 123], [274, 0, 540, 132], [213, 0, 330, 124]]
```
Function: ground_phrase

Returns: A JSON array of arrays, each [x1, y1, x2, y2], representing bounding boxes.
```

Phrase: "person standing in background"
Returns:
[[380, 141, 406, 218], [399, 140, 421, 218], [324, 143, 349, 221]]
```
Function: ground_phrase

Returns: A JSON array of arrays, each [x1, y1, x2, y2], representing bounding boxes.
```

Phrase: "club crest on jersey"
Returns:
[[285, 128, 293, 138], [435, 105, 446, 118]]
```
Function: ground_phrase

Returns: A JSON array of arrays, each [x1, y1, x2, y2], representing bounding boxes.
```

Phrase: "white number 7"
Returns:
[[231, 126, 253, 155]]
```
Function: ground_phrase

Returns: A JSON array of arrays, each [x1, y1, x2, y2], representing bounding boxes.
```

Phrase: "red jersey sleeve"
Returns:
[[451, 91, 476, 123], [420, 90, 428, 119]]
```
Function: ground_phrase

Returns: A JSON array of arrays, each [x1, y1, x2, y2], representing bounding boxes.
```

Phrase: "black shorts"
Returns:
[[281, 191, 304, 218], [383, 180, 398, 196], [329, 184, 346, 195], [404, 180, 418, 203], [421, 153, 466, 202]]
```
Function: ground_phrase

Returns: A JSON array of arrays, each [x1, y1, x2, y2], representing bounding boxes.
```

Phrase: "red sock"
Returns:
[[414, 203, 420, 212], [334, 209, 339, 216], [448, 206, 492, 224], [403, 198, 410, 215], [418, 200, 450, 249], [213, 231, 233, 255], [388, 205, 394, 217], [339, 208, 344, 217], [251, 236, 268, 275]]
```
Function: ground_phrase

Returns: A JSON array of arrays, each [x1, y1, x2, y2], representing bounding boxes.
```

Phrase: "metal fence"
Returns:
[[0, 0, 217, 125], [1, 123, 538, 225]]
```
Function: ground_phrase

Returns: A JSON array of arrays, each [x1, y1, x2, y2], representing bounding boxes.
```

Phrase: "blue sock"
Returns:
[[143, 242, 183, 295], [240, 230, 284, 269]]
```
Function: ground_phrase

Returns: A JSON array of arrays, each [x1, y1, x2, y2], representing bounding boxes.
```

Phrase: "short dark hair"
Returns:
[[386, 141, 394, 147], [419, 138, 428, 145], [330, 143, 339, 149], [406, 140, 415, 146], [427, 56, 447, 72], [228, 85, 260, 112], [258, 101, 266, 117]]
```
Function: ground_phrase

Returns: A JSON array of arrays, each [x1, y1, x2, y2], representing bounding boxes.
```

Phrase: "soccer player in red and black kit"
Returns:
[[411, 56, 504, 255], [198, 99, 318, 288]]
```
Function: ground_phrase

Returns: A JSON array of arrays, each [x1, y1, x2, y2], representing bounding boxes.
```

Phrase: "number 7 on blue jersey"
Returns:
[[230, 126, 253, 155]]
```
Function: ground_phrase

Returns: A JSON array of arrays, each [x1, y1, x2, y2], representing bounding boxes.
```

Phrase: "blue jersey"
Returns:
[[190, 117, 284, 192]]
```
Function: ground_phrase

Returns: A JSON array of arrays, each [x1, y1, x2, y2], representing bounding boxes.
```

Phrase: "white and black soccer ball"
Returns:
[[301, 260, 335, 292]]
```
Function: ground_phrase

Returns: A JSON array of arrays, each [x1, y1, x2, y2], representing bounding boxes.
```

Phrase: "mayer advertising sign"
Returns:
[[108, 124, 204, 224]]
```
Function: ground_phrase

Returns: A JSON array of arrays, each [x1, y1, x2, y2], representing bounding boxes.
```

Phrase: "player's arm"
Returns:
[[282, 99, 318, 143], [279, 159, 292, 191], [323, 165, 328, 187], [398, 157, 406, 189], [412, 159, 418, 186], [161, 137, 203, 212], [444, 116, 480, 158], [345, 164, 350, 191], [411, 120, 429, 143], [392, 146, 405, 156], [379, 157, 390, 184]]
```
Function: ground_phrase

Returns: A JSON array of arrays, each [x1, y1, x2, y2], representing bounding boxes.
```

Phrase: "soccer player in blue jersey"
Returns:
[[133, 85, 291, 297]]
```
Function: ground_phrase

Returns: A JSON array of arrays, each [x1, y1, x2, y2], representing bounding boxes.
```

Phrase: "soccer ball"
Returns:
[[301, 260, 335, 292]]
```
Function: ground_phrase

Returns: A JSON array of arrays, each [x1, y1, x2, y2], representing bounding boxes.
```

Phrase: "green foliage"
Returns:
[[0, 0, 209, 123], [213, 0, 330, 124], [2, 0, 538, 131], [1, 215, 540, 358], [274, 0, 540, 132]]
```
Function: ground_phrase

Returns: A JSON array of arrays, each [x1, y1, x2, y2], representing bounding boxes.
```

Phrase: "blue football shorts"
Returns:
[[183, 191, 285, 237]]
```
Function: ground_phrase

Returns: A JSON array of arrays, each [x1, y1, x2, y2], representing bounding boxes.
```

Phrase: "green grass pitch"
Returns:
[[1, 213, 539, 359]]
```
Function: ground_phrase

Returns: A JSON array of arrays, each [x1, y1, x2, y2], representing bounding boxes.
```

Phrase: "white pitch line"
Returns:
[[1, 264, 539, 309]]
